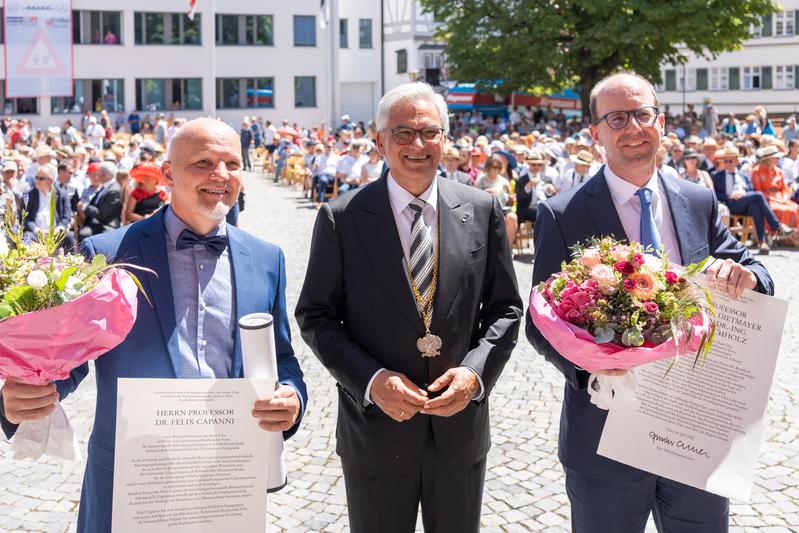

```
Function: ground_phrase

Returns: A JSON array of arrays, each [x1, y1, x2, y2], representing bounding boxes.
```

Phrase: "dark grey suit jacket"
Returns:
[[296, 173, 522, 476], [525, 166, 773, 481]]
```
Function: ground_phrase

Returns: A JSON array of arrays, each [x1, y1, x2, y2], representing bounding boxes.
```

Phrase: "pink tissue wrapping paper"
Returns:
[[529, 287, 709, 371], [0, 269, 138, 385]]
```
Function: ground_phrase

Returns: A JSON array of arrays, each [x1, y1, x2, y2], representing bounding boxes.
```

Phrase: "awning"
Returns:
[[446, 83, 506, 114], [509, 89, 580, 110]]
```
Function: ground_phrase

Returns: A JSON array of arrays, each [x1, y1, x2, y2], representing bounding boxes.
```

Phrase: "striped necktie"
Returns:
[[635, 188, 662, 254], [407, 198, 435, 303]]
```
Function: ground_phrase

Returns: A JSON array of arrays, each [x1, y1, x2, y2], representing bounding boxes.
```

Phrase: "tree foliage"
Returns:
[[419, 0, 780, 116]]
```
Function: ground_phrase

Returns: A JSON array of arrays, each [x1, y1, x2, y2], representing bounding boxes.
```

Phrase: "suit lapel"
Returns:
[[659, 173, 693, 265], [583, 167, 628, 241], [226, 227, 251, 378], [138, 210, 181, 378], [353, 177, 425, 333], [431, 178, 468, 332]]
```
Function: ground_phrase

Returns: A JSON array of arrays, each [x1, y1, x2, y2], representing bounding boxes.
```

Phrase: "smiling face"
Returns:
[[377, 98, 445, 195], [589, 75, 664, 185], [161, 118, 242, 234]]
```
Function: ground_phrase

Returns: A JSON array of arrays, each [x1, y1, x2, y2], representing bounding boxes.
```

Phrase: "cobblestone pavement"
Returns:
[[1, 170, 797, 532]]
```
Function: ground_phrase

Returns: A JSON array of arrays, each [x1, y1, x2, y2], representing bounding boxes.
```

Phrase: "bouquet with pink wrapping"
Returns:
[[0, 206, 145, 460], [529, 237, 715, 408], [0, 269, 138, 385]]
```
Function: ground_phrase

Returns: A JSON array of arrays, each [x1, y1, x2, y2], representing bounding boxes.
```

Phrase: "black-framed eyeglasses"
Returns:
[[386, 126, 445, 145], [593, 106, 660, 130], [35, 175, 50, 181]]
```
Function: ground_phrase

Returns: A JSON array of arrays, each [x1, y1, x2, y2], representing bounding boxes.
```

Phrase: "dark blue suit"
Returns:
[[711, 169, 781, 241], [21, 187, 73, 249], [526, 167, 772, 533], [2, 209, 307, 533]]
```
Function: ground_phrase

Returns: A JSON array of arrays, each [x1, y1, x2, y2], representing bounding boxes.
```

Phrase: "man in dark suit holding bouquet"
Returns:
[[527, 72, 772, 533]]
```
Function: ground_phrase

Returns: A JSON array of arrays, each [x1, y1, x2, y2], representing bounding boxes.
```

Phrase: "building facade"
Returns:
[[1, 0, 382, 130], [657, 0, 799, 118], [382, 0, 446, 93]]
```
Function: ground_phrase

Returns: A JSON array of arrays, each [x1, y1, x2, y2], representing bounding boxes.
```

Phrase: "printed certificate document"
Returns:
[[597, 287, 789, 501], [112, 378, 274, 532]]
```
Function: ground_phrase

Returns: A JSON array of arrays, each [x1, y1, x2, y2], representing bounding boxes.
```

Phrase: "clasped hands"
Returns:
[[2, 377, 299, 433], [370, 368, 479, 422]]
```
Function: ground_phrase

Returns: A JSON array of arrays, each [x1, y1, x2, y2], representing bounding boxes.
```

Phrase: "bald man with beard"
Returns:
[[0, 118, 308, 533]]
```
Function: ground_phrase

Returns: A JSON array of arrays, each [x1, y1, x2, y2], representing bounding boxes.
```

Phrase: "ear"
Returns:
[[160, 161, 174, 188], [589, 124, 603, 148], [376, 131, 387, 158]]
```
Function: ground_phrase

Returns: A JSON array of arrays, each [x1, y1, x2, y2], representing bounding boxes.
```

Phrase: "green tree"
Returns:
[[420, 0, 779, 117]]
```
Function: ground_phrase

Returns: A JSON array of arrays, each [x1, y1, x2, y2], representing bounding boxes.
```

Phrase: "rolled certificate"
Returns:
[[238, 312, 287, 492]]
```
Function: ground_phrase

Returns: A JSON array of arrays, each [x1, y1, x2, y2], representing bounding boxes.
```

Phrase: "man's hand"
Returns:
[[252, 384, 300, 432], [729, 191, 745, 201], [2, 378, 59, 424], [704, 257, 757, 299], [421, 368, 479, 418], [371, 370, 428, 422]]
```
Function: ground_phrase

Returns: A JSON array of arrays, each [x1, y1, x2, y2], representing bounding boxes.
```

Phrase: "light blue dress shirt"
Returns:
[[163, 206, 236, 378]]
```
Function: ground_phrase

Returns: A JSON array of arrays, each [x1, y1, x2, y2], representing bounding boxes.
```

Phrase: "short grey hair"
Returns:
[[38, 163, 57, 180], [376, 82, 449, 133], [99, 161, 118, 182]]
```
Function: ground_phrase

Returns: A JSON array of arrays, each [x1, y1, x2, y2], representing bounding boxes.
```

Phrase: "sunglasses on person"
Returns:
[[593, 106, 659, 130], [35, 175, 51, 181], [486, 164, 503, 170], [386, 126, 445, 145]]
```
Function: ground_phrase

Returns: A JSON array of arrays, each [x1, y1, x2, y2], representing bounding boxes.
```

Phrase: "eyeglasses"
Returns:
[[486, 164, 503, 170], [34, 175, 50, 181], [593, 106, 660, 130], [385, 126, 445, 145], [527, 161, 545, 166]]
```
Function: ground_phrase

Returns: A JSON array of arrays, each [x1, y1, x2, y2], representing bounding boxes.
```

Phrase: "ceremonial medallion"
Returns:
[[417, 332, 442, 358]]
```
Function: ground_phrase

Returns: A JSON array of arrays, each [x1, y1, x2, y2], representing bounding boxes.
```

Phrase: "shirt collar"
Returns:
[[163, 205, 227, 250], [387, 172, 438, 218], [604, 165, 660, 207]]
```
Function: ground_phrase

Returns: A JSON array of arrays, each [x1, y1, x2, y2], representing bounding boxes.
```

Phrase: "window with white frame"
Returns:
[[774, 11, 795, 36], [775, 65, 795, 89], [678, 69, 696, 91], [743, 67, 761, 90], [709, 67, 728, 90]]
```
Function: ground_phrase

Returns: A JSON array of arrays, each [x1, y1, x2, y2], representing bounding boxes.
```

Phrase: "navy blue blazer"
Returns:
[[526, 167, 773, 481], [711, 168, 754, 203], [6, 208, 307, 533], [21, 187, 72, 234]]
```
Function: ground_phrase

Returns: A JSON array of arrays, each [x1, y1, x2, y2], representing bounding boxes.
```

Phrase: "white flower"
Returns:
[[49, 269, 62, 283], [0, 238, 7, 259], [26, 270, 48, 290]]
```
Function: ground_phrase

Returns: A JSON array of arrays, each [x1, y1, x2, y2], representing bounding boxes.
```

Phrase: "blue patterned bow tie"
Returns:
[[176, 229, 228, 257]]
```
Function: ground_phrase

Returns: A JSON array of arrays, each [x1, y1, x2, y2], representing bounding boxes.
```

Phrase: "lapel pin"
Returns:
[[461, 214, 470, 223]]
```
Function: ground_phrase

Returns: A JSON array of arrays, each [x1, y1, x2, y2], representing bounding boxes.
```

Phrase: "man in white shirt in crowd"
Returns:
[[23, 145, 56, 192], [314, 140, 341, 206], [86, 117, 105, 150], [555, 150, 595, 193], [336, 140, 367, 194]]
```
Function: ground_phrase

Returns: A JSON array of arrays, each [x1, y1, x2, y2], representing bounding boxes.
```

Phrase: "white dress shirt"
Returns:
[[34, 189, 52, 230], [364, 173, 484, 405], [604, 166, 683, 265]]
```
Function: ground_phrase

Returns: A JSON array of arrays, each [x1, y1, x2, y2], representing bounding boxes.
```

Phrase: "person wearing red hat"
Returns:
[[125, 164, 169, 224]]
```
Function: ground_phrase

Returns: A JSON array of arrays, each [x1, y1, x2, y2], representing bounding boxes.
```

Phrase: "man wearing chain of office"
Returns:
[[296, 82, 522, 533]]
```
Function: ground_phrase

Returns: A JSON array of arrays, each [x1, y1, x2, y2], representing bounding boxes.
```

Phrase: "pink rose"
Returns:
[[633, 253, 645, 266], [665, 271, 679, 284], [615, 261, 635, 275], [623, 279, 636, 291], [643, 301, 659, 314]]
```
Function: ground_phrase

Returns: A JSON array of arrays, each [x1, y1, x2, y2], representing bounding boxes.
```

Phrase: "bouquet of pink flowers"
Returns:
[[0, 206, 146, 460], [530, 237, 715, 406]]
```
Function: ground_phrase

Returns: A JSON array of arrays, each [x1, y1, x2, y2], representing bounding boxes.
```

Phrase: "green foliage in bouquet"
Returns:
[[0, 189, 151, 320]]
